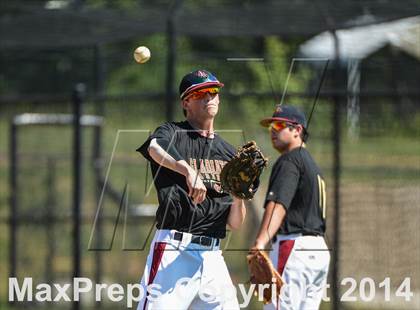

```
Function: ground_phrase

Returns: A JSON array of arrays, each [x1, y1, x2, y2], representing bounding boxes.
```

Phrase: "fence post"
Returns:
[[331, 30, 342, 310], [165, 0, 183, 122], [72, 83, 85, 310], [45, 157, 57, 284], [9, 122, 18, 305], [93, 44, 105, 305], [92, 124, 103, 309]]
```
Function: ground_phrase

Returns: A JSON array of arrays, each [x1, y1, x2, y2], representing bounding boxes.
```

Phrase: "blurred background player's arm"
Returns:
[[148, 138, 207, 204], [253, 201, 286, 249], [227, 196, 246, 230]]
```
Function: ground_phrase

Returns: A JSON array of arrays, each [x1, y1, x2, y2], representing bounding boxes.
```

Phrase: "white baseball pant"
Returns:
[[264, 234, 330, 310], [136, 229, 240, 310]]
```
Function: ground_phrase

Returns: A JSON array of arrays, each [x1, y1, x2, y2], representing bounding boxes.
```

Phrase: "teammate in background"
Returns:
[[252, 105, 330, 310], [136, 69, 245, 309]]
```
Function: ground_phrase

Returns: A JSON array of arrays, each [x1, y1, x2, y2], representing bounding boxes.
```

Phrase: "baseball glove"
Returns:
[[247, 249, 284, 304], [220, 141, 267, 200]]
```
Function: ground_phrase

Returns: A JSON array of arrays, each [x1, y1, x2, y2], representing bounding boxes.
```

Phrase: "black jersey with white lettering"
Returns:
[[137, 121, 236, 238], [264, 147, 326, 236]]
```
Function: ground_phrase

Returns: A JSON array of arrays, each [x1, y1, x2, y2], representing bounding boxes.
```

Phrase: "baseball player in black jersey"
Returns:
[[136, 70, 245, 309], [252, 105, 329, 310]]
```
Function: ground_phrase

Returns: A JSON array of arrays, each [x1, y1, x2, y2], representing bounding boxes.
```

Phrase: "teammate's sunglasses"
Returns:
[[269, 121, 296, 132], [186, 87, 220, 100]]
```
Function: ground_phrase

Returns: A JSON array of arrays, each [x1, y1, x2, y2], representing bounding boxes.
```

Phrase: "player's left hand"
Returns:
[[247, 249, 284, 304], [220, 141, 267, 200]]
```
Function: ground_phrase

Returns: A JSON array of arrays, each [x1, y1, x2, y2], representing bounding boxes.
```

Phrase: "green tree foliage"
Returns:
[[107, 35, 170, 94], [248, 37, 311, 95]]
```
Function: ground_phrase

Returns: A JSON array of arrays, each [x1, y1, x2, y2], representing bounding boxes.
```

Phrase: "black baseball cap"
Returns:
[[260, 104, 307, 128], [179, 69, 224, 100]]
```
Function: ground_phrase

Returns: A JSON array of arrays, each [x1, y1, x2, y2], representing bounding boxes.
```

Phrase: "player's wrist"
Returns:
[[232, 195, 244, 203], [253, 239, 267, 250], [176, 160, 194, 177]]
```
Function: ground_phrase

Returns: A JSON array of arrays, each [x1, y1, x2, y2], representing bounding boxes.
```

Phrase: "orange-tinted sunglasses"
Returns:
[[186, 87, 219, 100], [269, 121, 295, 132]]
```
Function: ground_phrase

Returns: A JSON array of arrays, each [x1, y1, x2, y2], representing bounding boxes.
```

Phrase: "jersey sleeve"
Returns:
[[136, 122, 183, 162], [264, 159, 300, 210], [224, 141, 236, 160]]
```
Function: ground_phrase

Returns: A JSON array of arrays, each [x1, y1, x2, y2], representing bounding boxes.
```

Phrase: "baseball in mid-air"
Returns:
[[133, 46, 151, 64]]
